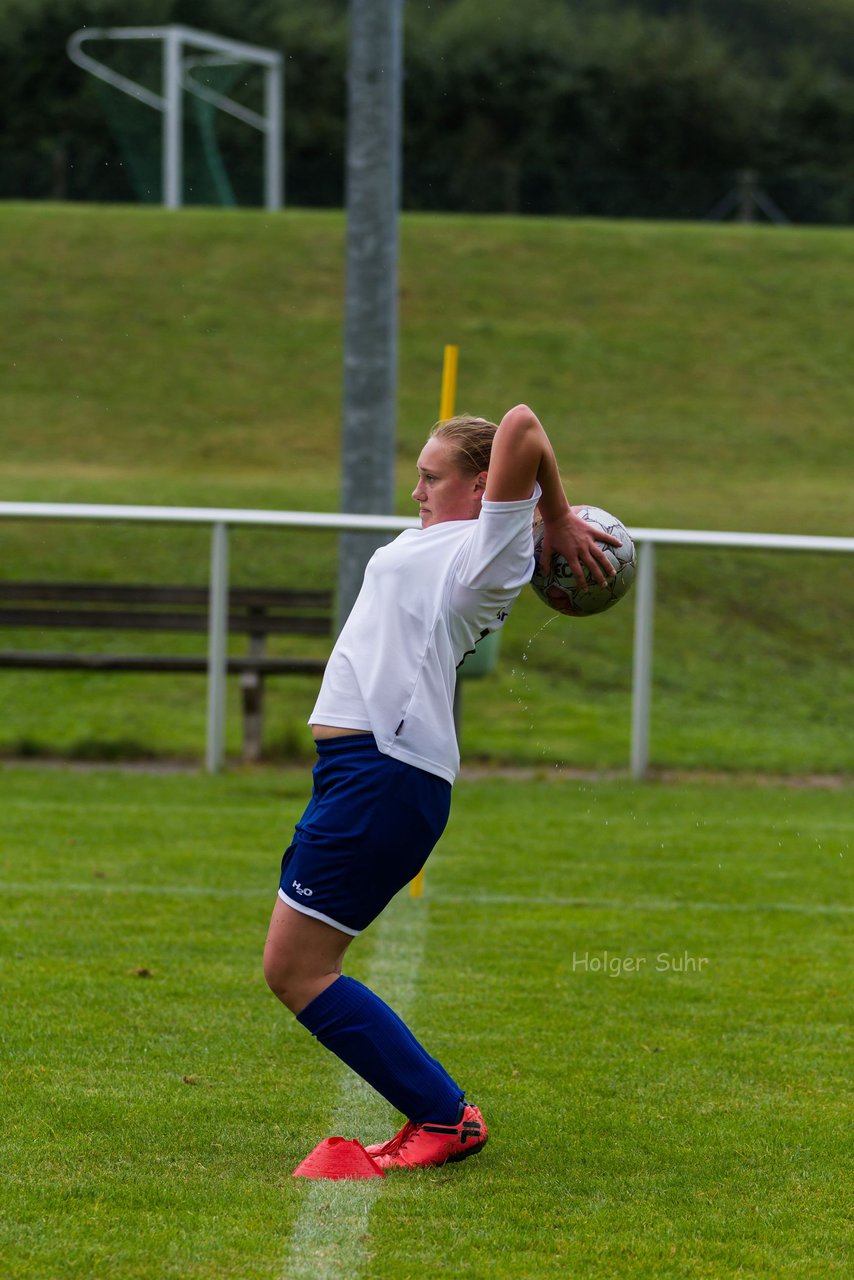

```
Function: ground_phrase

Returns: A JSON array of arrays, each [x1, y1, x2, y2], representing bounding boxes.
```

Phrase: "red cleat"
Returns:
[[365, 1104, 488, 1170]]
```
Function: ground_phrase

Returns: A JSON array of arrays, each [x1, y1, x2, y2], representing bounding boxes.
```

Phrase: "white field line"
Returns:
[[280, 891, 428, 1280], [0, 879, 851, 916]]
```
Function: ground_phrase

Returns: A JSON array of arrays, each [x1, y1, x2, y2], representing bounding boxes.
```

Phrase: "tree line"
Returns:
[[2, 0, 853, 221]]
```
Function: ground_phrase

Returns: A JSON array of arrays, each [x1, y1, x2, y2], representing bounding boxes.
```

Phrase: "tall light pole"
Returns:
[[337, 0, 404, 627]]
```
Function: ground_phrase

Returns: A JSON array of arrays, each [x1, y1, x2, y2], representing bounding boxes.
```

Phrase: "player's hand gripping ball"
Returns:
[[531, 506, 636, 617]]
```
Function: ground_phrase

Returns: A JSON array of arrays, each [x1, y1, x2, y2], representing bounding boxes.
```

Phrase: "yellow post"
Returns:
[[411, 344, 459, 900], [439, 343, 459, 422]]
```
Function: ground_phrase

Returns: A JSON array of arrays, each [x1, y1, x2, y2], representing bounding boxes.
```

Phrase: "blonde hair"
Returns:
[[430, 414, 497, 476]]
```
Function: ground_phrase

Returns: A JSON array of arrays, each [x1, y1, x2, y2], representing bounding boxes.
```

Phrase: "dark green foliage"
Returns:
[[403, 3, 761, 217], [1, 0, 854, 217]]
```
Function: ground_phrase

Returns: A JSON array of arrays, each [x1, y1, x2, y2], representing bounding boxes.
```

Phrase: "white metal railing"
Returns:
[[1, 500, 852, 776]]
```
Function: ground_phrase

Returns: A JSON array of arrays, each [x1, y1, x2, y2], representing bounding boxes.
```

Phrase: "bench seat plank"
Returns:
[[0, 608, 330, 634], [0, 651, 326, 674], [0, 583, 332, 609]]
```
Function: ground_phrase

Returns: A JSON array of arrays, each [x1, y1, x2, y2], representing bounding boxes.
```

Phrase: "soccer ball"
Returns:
[[530, 506, 636, 617]]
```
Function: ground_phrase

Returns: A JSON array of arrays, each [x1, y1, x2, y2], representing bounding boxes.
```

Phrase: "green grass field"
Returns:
[[1, 201, 851, 1280], [1, 203, 852, 775], [1, 765, 850, 1279]]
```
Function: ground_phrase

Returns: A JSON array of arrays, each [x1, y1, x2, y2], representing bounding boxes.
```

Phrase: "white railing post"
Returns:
[[630, 540, 656, 781], [206, 521, 229, 772]]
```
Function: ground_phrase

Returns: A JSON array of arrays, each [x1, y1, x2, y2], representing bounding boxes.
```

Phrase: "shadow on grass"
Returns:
[[4, 736, 177, 763]]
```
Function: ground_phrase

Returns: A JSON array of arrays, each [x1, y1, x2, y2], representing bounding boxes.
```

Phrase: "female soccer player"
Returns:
[[263, 403, 618, 1170]]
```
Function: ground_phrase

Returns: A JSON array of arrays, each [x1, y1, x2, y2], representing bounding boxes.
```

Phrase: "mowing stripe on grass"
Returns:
[[0, 879, 269, 899], [440, 892, 854, 916], [281, 889, 429, 1280], [1, 879, 851, 915]]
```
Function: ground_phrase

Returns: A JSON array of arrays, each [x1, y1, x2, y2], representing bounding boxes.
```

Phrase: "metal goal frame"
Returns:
[[67, 24, 283, 210]]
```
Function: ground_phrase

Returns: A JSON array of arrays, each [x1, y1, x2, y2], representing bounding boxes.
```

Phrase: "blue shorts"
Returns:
[[277, 734, 452, 936]]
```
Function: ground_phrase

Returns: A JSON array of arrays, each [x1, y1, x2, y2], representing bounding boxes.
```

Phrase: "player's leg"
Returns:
[[267, 734, 488, 1165], [263, 895, 351, 1013], [264, 896, 466, 1127]]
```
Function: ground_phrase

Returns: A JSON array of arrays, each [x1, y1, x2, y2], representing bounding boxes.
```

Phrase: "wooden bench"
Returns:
[[0, 582, 332, 762]]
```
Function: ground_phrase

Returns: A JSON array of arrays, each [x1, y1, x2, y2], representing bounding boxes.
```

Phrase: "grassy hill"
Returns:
[[1, 202, 852, 772]]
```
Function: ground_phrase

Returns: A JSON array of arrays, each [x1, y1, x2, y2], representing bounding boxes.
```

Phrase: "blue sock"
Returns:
[[296, 975, 464, 1125]]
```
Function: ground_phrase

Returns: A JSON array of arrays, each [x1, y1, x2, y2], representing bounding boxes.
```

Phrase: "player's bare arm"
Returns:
[[485, 404, 619, 588]]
